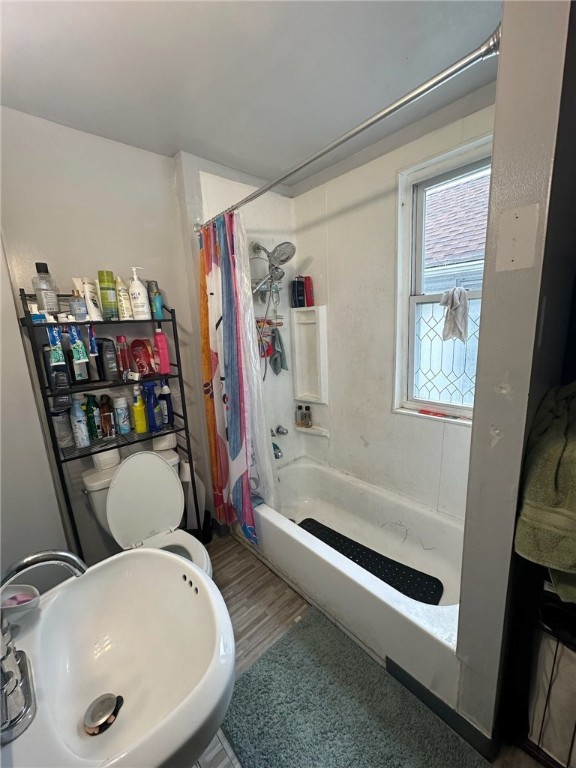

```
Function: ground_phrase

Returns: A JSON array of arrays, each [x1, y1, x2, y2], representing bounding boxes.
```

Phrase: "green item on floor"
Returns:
[[223, 608, 488, 768], [515, 381, 576, 601]]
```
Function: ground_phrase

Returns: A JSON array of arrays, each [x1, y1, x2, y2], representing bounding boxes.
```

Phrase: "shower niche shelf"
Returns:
[[291, 306, 328, 404], [295, 425, 330, 438]]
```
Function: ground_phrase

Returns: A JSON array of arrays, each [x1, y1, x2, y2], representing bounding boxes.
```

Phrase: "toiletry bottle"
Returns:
[[114, 396, 131, 435], [95, 338, 120, 381], [51, 409, 75, 449], [130, 338, 154, 376], [82, 278, 104, 322], [132, 384, 148, 434], [100, 394, 116, 439], [158, 379, 174, 426], [85, 394, 102, 440], [69, 289, 88, 321], [116, 335, 130, 380], [304, 405, 312, 428], [98, 270, 119, 321], [153, 329, 171, 374], [147, 280, 164, 320], [296, 404, 303, 426], [32, 262, 60, 314], [70, 396, 90, 448], [115, 275, 134, 320], [128, 266, 152, 320], [143, 382, 163, 433]]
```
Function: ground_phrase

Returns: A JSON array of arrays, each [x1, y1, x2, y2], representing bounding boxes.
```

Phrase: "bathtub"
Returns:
[[251, 458, 464, 705]]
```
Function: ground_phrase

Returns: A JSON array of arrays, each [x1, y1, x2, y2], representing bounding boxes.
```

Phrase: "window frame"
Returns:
[[394, 137, 492, 421]]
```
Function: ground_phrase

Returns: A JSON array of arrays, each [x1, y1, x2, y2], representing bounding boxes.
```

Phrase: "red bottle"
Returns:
[[304, 276, 315, 307], [153, 329, 171, 375]]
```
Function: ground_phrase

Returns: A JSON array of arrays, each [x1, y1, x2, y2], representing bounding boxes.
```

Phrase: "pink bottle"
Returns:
[[153, 329, 171, 374]]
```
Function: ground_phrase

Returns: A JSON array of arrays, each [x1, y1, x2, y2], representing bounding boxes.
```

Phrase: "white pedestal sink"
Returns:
[[1, 548, 235, 767]]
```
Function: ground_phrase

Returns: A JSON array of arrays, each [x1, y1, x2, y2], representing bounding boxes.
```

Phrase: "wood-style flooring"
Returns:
[[197, 534, 541, 768]]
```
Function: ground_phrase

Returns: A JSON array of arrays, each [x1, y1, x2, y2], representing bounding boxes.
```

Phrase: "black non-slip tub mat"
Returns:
[[298, 518, 444, 605]]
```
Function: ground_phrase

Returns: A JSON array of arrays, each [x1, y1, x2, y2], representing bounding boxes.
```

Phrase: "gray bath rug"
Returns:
[[223, 609, 488, 768]]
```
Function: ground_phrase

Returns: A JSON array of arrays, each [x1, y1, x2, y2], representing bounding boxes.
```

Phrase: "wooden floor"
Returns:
[[198, 534, 541, 768]]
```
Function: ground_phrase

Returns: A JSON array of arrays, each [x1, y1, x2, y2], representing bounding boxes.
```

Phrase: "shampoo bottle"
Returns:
[[128, 266, 152, 320], [153, 329, 171, 374], [115, 275, 134, 320]]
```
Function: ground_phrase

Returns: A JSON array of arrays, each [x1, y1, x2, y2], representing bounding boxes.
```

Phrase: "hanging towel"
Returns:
[[440, 287, 469, 342], [514, 381, 576, 602], [269, 328, 288, 375]]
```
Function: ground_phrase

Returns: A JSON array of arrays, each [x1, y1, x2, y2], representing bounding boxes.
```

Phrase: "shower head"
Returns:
[[251, 241, 296, 266]]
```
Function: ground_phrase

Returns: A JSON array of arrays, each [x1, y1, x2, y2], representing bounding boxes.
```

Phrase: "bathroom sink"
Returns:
[[1, 548, 235, 767]]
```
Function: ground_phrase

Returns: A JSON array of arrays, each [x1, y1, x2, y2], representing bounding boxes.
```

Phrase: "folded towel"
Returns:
[[269, 328, 288, 375], [515, 381, 576, 602], [440, 287, 469, 342]]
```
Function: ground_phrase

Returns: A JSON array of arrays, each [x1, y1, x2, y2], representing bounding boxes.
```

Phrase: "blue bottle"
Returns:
[[158, 379, 174, 427], [143, 382, 163, 433]]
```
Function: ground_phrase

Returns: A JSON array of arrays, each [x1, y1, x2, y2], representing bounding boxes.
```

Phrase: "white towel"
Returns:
[[440, 287, 469, 342]]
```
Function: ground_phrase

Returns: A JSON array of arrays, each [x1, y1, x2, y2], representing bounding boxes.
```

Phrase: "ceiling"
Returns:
[[1, 1, 501, 186]]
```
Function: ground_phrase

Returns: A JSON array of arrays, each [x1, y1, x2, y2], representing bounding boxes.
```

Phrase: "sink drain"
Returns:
[[83, 693, 124, 736]]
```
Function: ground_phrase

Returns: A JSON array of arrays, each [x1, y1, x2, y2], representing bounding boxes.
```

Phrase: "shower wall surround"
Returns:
[[293, 105, 495, 519]]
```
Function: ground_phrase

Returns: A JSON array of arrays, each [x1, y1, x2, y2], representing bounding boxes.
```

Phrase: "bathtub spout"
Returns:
[[272, 443, 283, 460]]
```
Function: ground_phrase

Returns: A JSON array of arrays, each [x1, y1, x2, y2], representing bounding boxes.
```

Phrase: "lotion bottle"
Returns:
[[116, 275, 134, 320], [128, 266, 152, 320]]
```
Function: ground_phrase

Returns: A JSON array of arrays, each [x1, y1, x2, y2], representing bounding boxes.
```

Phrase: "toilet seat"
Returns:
[[106, 452, 212, 576]]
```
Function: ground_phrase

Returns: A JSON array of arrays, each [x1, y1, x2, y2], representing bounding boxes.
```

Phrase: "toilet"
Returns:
[[82, 451, 212, 577]]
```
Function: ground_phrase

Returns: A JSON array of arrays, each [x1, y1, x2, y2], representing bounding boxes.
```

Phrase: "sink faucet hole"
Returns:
[[83, 693, 124, 736]]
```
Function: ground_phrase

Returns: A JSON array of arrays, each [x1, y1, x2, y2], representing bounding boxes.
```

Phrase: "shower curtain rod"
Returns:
[[197, 25, 501, 230]]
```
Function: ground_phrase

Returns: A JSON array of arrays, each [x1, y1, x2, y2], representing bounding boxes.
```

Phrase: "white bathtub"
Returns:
[[252, 458, 463, 705]]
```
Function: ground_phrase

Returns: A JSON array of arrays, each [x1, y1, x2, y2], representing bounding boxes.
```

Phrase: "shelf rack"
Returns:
[[19, 290, 202, 558]]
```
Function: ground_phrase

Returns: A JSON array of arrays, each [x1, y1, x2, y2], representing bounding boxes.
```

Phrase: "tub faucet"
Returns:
[[272, 442, 283, 460], [1, 550, 87, 588]]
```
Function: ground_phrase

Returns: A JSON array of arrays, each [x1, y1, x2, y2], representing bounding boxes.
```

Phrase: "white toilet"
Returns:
[[82, 451, 212, 577]]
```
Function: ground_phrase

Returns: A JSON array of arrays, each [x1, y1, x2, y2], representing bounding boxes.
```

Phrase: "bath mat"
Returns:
[[299, 517, 443, 605], [223, 609, 487, 768]]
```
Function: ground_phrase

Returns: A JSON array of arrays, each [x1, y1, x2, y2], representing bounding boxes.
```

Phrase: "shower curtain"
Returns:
[[199, 212, 277, 543]]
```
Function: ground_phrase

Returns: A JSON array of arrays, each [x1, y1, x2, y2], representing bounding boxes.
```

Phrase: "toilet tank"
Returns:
[[82, 465, 118, 536]]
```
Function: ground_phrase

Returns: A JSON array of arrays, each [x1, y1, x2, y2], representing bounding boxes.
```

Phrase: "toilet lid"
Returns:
[[106, 452, 184, 549]]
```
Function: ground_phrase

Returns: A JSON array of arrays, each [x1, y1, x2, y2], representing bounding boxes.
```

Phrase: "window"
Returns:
[[397, 145, 491, 417]]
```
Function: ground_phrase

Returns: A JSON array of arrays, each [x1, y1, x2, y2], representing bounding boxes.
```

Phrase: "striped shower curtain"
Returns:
[[199, 212, 276, 543]]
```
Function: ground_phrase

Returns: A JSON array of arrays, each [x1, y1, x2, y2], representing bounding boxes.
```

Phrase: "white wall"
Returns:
[[457, 1, 575, 735], [1, 108, 207, 563], [0, 247, 68, 579], [292, 106, 494, 519]]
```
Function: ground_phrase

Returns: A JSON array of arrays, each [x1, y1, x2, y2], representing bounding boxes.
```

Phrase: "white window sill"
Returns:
[[393, 406, 473, 426]]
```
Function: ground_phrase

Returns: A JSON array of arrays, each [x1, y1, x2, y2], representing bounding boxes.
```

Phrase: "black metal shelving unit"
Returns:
[[19, 290, 202, 559]]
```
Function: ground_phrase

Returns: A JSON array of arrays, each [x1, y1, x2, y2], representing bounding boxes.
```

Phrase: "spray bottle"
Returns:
[[132, 384, 148, 434], [158, 379, 174, 426], [143, 382, 163, 433], [128, 267, 151, 320]]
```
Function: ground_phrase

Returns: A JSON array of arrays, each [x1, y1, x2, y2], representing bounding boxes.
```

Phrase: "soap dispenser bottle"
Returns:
[[128, 266, 152, 320]]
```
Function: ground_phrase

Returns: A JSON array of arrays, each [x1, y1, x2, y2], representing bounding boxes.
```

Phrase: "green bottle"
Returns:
[[85, 394, 102, 441]]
